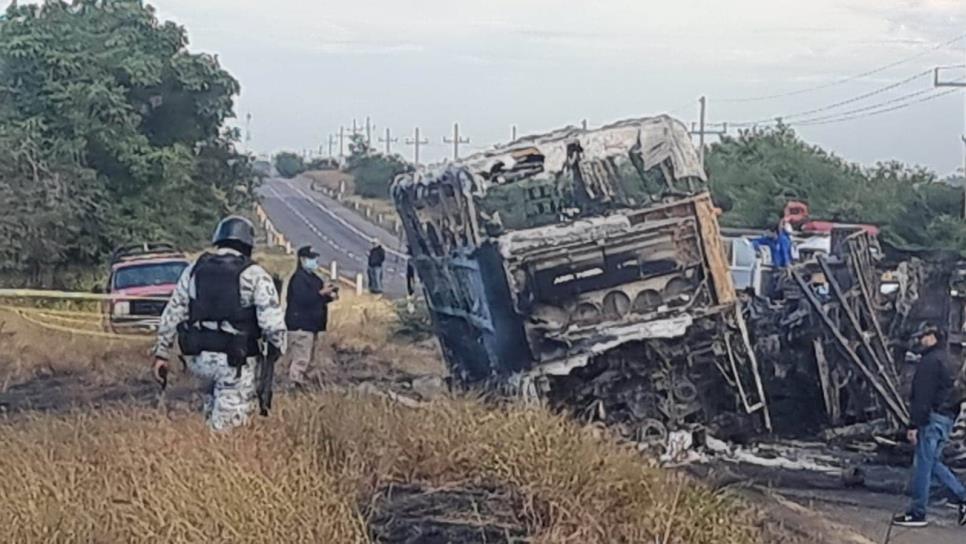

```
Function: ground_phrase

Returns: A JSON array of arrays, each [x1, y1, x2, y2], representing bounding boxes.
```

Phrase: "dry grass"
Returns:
[[0, 250, 440, 391], [0, 394, 769, 543], [0, 308, 150, 392], [253, 249, 444, 377], [0, 275, 770, 543]]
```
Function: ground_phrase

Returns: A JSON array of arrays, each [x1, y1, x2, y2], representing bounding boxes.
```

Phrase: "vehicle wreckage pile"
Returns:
[[390, 115, 966, 457]]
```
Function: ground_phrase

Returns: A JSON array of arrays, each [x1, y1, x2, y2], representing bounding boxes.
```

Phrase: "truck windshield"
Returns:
[[113, 262, 187, 290]]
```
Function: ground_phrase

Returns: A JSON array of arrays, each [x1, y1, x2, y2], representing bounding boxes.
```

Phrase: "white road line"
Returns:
[[284, 179, 408, 259], [264, 184, 367, 266]]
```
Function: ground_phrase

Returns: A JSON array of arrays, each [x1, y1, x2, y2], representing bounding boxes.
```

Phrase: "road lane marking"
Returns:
[[264, 184, 365, 265], [284, 180, 408, 259], [263, 183, 403, 276]]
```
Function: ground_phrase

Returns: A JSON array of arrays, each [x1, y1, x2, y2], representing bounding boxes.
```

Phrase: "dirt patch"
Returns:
[[367, 484, 531, 543], [0, 368, 197, 416]]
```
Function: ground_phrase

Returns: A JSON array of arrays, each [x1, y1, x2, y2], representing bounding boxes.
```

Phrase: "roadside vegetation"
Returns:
[[0, 1, 256, 288], [0, 384, 770, 543], [708, 124, 966, 250], [0, 279, 778, 543]]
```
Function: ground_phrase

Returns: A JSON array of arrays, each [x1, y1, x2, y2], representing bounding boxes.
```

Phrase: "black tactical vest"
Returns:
[[178, 252, 260, 363]]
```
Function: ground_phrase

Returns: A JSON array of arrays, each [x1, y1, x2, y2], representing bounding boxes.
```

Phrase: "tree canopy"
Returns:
[[343, 134, 412, 199], [707, 125, 966, 252], [0, 0, 255, 285], [273, 151, 305, 179]]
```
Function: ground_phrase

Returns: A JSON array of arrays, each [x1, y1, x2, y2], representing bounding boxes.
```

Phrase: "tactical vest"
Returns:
[[177, 252, 261, 365]]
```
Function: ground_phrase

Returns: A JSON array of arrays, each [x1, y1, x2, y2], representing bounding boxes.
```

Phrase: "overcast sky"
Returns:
[[82, 1, 966, 174]]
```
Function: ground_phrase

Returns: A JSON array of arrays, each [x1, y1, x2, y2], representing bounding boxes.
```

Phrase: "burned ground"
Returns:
[[367, 484, 530, 544]]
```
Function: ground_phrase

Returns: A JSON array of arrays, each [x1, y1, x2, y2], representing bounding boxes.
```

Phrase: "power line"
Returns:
[[729, 69, 935, 127], [732, 77, 963, 128], [794, 87, 962, 127], [720, 32, 966, 103]]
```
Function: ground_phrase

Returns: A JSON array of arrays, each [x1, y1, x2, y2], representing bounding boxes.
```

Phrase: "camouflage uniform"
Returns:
[[153, 248, 287, 431]]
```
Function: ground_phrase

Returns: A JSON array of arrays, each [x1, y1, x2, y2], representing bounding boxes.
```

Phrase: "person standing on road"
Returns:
[[284, 246, 338, 388], [893, 323, 966, 528], [151, 216, 287, 432], [367, 238, 386, 294]]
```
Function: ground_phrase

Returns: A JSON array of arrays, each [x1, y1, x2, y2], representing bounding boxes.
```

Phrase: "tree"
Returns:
[[0, 0, 256, 283], [273, 151, 305, 179], [706, 125, 966, 252], [343, 133, 412, 199]]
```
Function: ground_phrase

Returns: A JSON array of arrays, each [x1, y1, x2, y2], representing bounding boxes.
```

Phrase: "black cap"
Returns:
[[912, 322, 942, 340], [212, 216, 255, 248], [297, 246, 319, 259]]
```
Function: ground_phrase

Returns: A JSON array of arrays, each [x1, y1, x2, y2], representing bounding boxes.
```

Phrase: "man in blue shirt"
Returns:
[[752, 224, 795, 299], [752, 225, 794, 269]]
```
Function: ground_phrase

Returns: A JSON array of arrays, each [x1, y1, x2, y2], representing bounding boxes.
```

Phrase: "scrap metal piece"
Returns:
[[813, 338, 841, 424], [638, 418, 669, 445], [845, 236, 898, 378], [791, 270, 910, 426], [817, 256, 904, 408]]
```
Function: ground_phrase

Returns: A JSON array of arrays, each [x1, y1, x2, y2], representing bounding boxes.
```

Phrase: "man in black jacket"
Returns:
[[893, 323, 966, 528], [368, 238, 386, 294], [284, 246, 338, 387]]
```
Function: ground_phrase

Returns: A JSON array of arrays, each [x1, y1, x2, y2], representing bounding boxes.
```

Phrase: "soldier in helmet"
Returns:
[[151, 216, 287, 431]]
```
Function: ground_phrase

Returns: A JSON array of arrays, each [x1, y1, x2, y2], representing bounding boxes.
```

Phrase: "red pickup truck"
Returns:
[[102, 243, 190, 334]]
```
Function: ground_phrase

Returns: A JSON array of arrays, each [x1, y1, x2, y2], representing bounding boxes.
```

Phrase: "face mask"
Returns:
[[302, 258, 318, 271]]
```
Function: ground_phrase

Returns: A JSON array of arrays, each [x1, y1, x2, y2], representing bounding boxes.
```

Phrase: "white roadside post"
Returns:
[[355, 273, 364, 295], [330, 261, 338, 280]]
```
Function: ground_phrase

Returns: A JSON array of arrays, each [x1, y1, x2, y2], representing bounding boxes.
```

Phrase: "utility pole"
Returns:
[[698, 96, 706, 165], [690, 96, 728, 168], [244, 113, 252, 154], [511, 124, 517, 141], [688, 122, 728, 160], [935, 64, 966, 218], [339, 126, 346, 159], [365, 116, 373, 149], [443, 122, 470, 161], [405, 127, 429, 168], [379, 127, 398, 155]]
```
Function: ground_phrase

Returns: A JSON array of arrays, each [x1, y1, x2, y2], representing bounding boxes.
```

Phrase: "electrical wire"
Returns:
[[727, 75, 964, 128], [720, 32, 966, 103], [794, 87, 961, 127], [729, 69, 935, 127]]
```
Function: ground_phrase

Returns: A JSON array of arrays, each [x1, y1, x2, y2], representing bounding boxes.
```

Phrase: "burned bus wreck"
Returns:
[[392, 116, 966, 453], [391, 116, 771, 441]]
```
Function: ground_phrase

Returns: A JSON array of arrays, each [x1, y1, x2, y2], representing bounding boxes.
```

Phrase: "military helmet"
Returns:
[[212, 215, 255, 249]]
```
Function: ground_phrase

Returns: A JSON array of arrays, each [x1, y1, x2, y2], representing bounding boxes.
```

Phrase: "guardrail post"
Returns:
[[355, 273, 364, 295], [330, 261, 338, 279], [364, 207, 371, 218]]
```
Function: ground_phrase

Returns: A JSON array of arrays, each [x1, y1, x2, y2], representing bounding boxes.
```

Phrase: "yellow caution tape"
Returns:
[[32, 311, 105, 326], [0, 289, 168, 302], [10, 306, 106, 318], [6, 308, 152, 342]]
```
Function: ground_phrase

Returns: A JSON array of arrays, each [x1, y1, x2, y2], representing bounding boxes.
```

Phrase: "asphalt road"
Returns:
[[257, 177, 408, 298]]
